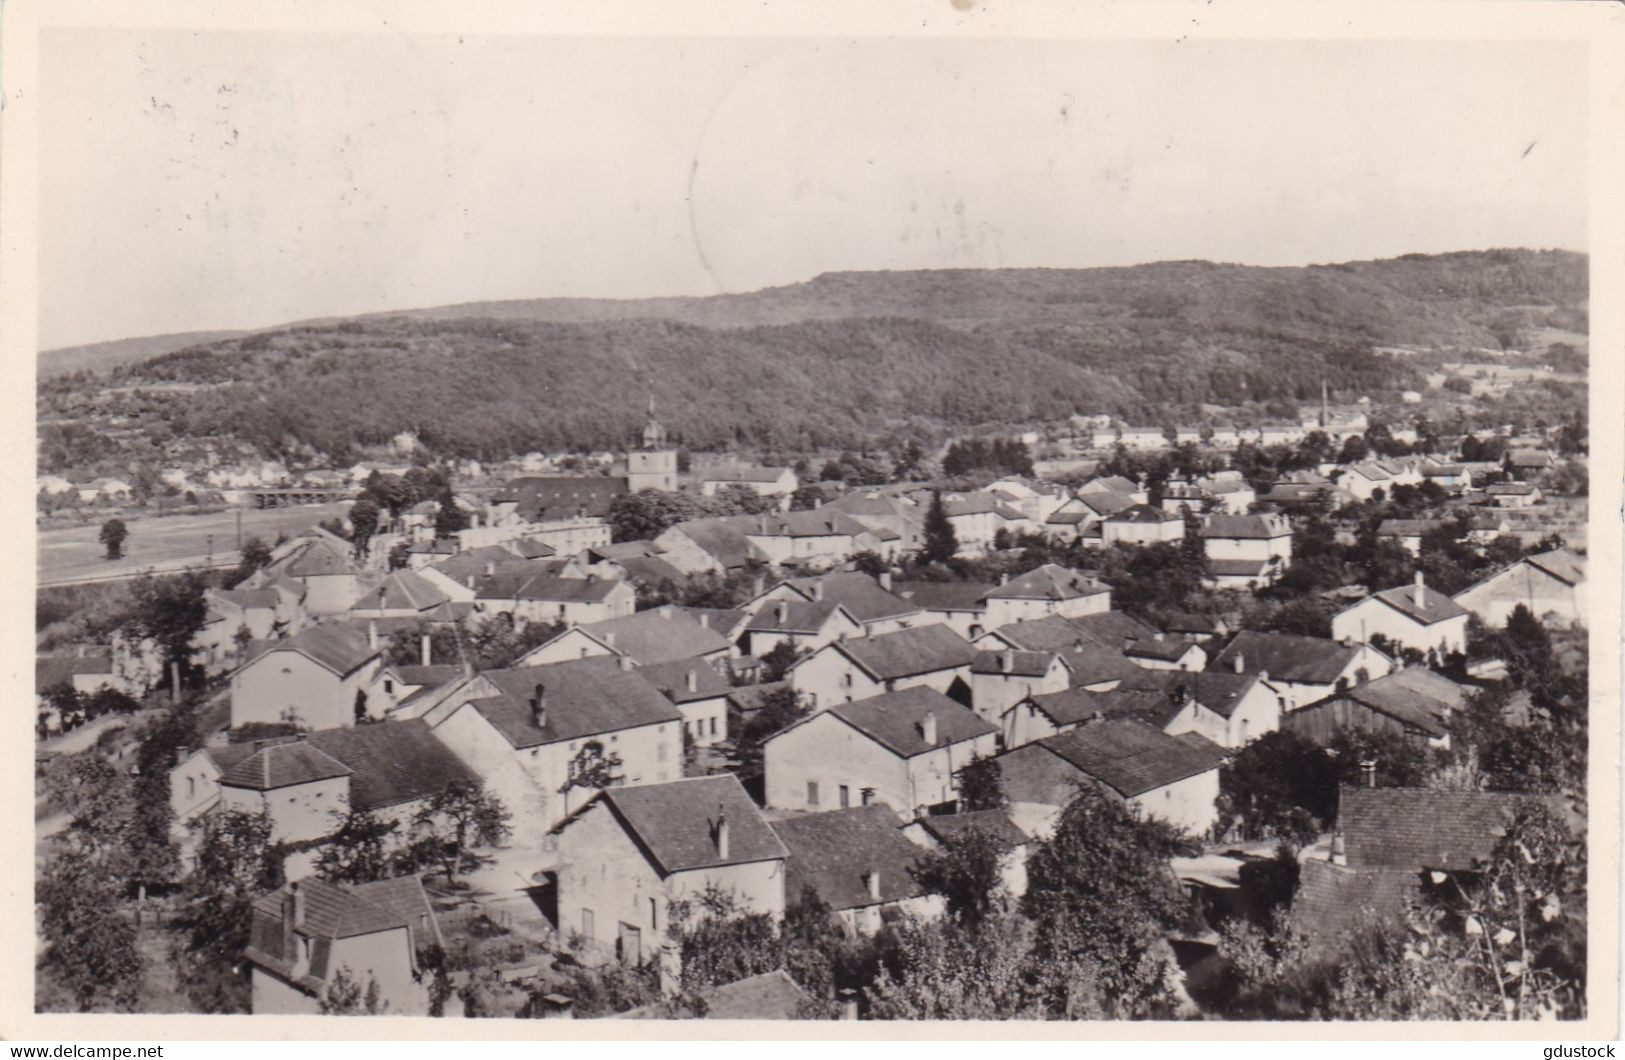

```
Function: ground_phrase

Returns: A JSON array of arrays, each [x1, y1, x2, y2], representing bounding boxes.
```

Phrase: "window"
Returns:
[[807, 781, 820, 806], [861, 788, 876, 806], [841, 672, 853, 688], [384, 679, 394, 694], [839, 785, 850, 808], [649, 897, 658, 930], [581, 908, 595, 940], [708, 717, 718, 736], [186, 777, 196, 798]]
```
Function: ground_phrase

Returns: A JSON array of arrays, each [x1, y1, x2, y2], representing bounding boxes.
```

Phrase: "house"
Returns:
[[750, 571, 925, 638], [978, 564, 1111, 627], [1162, 612, 1228, 644], [426, 657, 684, 829], [1119, 669, 1284, 749], [1199, 513, 1292, 588], [743, 599, 865, 658], [995, 721, 1225, 838], [1000, 685, 1188, 750], [553, 774, 788, 963], [1102, 504, 1184, 546], [770, 804, 943, 935], [489, 476, 628, 524], [196, 584, 307, 668], [1258, 423, 1306, 447], [637, 656, 733, 747], [1485, 482, 1543, 508], [1376, 519, 1448, 557], [229, 623, 385, 732], [517, 607, 733, 667], [976, 612, 1153, 690], [1208, 630, 1395, 710], [1079, 473, 1146, 502], [622, 969, 811, 1020], [654, 515, 772, 575], [1121, 633, 1207, 672], [1282, 667, 1469, 750], [970, 649, 1074, 728], [348, 570, 456, 621], [1207, 479, 1256, 514], [1330, 572, 1470, 657], [943, 493, 1029, 555], [901, 809, 1031, 900], [1505, 448, 1555, 479], [34, 653, 121, 734], [786, 625, 978, 711], [1338, 463, 1397, 503], [1453, 547, 1586, 628], [475, 572, 635, 626], [763, 687, 997, 815], [208, 718, 480, 846], [245, 876, 442, 1014], [823, 492, 926, 554], [743, 510, 885, 570], [694, 465, 799, 501], [247, 529, 366, 614], [423, 545, 532, 597], [888, 580, 993, 640], [1421, 463, 1472, 492], [1118, 427, 1169, 452]]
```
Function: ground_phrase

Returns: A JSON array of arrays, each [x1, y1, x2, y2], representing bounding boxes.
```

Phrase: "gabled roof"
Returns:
[[1023, 687, 1185, 730], [982, 564, 1109, 603], [1307, 668, 1467, 738], [1523, 547, 1585, 586], [971, 649, 1058, 678], [493, 476, 627, 520], [913, 809, 1028, 849], [1120, 669, 1266, 720], [551, 608, 732, 665], [1199, 514, 1291, 540], [1339, 787, 1552, 871], [1075, 490, 1139, 517], [1039, 720, 1225, 798], [825, 625, 978, 682], [1123, 634, 1202, 663], [1209, 630, 1373, 685], [432, 545, 530, 585], [771, 804, 929, 911], [1361, 582, 1470, 626], [992, 610, 1158, 654], [1107, 503, 1179, 524], [1204, 559, 1272, 578], [781, 572, 923, 624], [671, 606, 750, 639], [586, 774, 788, 875], [745, 510, 873, 540], [890, 580, 994, 611], [1163, 612, 1220, 635], [351, 570, 451, 613], [820, 687, 996, 758], [218, 741, 352, 791], [247, 876, 437, 989], [746, 599, 852, 635], [636, 657, 734, 705], [465, 658, 683, 748], [506, 537, 559, 560], [210, 587, 283, 611], [1506, 448, 1554, 467], [301, 719, 480, 811], [1081, 475, 1139, 494], [1486, 482, 1537, 495], [665, 515, 772, 570], [694, 465, 792, 484], [35, 654, 114, 691], [476, 573, 624, 604], [238, 623, 378, 678]]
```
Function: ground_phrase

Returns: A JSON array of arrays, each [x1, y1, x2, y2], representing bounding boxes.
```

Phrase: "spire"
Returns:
[[639, 394, 668, 450]]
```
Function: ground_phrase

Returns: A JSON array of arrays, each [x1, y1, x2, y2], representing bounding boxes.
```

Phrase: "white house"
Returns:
[[979, 564, 1111, 628], [786, 624, 978, 712], [1102, 504, 1185, 546], [773, 805, 946, 936], [229, 624, 385, 732], [762, 686, 997, 816], [1199, 512, 1293, 589], [693, 465, 799, 501], [1452, 547, 1586, 628], [1208, 630, 1396, 711], [1330, 573, 1470, 658]]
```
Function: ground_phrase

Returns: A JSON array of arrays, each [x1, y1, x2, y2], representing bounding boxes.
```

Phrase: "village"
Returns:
[[34, 387, 1590, 1021]]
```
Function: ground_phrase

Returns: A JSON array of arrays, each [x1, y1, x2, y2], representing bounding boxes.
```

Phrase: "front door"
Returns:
[[617, 922, 642, 965]]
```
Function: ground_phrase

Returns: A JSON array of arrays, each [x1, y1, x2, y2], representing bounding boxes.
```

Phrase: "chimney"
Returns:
[[753, 574, 765, 598], [421, 632, 432, 667], [603, 631, 616, 648], [999, 649, 1014, 674], [1330, 832, 1347, 866], [1232, 651, 1245, 674], [1153, 631, 1165, 642], [1258, 669, 1270, 684], [921, 711, 939, 747], [878, 571, 892, 591], [715, 808, 730, 860], [777, 601, 790, 625], [1413, 570, 1426, 609], [485, 561, 496, 576], [811, 582, 824, 602], [697, 613, 709, 629], [999, 572, 1009, 585], [530, 684, 546, 727], [367, 621, 379, 651], [685, 668, 698, 693], [864, 869, 881, 901], [1360, 758, 1377, 788], [618, 654, 635, 672]]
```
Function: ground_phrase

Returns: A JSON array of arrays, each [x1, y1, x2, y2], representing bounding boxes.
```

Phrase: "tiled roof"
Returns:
[[1082, 475, 1139, 494], [746, 510, 873, 540], [830, 625, 978, 681], [494, 476, 627, 520], [35, 654, 114, 691], [592, 774, 788, 875], [1108, 503, 1179, 524], [1038, 719, 1225, 798], [1199, 514, 1290, 540], [1209, 630, 1368, 685], [672, 606, 750, 638], [824, 687, 996, 758], [1075, 490, 1139, 517], [476, 573, 623, 604], [565, 608, 731, 665], [914, 809, 1028, 849], [1506, 448, 1553, 467], [1204, 559, 1272, 578], [507, 537, 559, 560], [890, 580, 994, 611], [1307, 668, 1467, 739], [993, 610, 1158, 654], [1525, 548, 1585, 586], [218, 741, 352, 791], [1365, 582, 1469, 626], [302, 719, 480, 811], [272, 535, 359, 579], [588, 540, 664, 561], [248, 876, 437, 987], [1121, 669, 1264, 720], [1163, 612, 1220, 635], [351, 570, 450, 613], [1289, 859, 1418, 949], [772, 804, 929, 911], [1122, 634, 1202, 663], [613, 556, 686, 585], [746, 599, 848, 635], [239, 623, 378, 678], [467, 658, 682, 748], [1486, 483, 1536, 495], [666, 515, 771, 570], [1045, 508, 1089, 525], [971, 649, 1057, 678], [637, 657, 734, 705], [391, 663, 466, 688], [432, 545, 530, 585], [1377, 519, 1447, 538], [982, 564, 1109, 603], [1024, 687, 1184, 730], [1338, 787, 1550, 871], [783, 572, 923, 624], [211, 588, 283, 610]]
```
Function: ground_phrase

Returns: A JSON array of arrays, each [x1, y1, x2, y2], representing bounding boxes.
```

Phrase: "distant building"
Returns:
[[1453, 547, 1586, 628], [1330, 572, 1470, 657], [1102, 504, 1184, 547], [627, 402, 679, 493]]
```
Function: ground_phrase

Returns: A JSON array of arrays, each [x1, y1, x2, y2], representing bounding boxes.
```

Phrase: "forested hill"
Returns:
[[60, 249, 1585, 462]]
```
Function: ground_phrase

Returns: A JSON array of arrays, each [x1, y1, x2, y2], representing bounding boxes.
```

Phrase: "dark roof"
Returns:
[[589, 774, 788, 875], [1121, 669, 1265, 720], [494, 476, 627, 520], [1075, 490, 1138, 517], [391, 663, 466, 688], [35, 654, 114, 691], [1289, 860, 1418, 949], [1163, 612, 1220, 635], [747, 599, 849, 635], [672, 606, 750, 637], [613, 555, 686, 585], [1122, 634, 1202, 663], [1108, 503, 1179, 524], [1038, 720, 1224, 798], [466, 658, 682, 748], [783, 572, 923, 623], [627, 970, 811, 1020], [1083, 475, 1139, 494], [747, 510, 876, 540], [823, 687, 996, 758], [1204, 559, 1272, 578], [218, 742, 352, 791], [982, 564, 1109, 602], [476, 573, 624, 604], [914, 809, 1028, 849], [1209, 630, 1369, 685], [588, 540, 665, 561], [666, 515, 769, 570], [1364, 582, 1470, 626], [637, 657, 734, 705], [1199, 514, 1290, 540], [772, 804, 929, 911], [247, 876, 436, 988], [351, 570, 449, 613], [993, 610, 1158, 654], [303, 719, 480, 811], [1506, 448, 1553, 467], [971, 649, 1057, 678], [507, 537, 559, 560], [565, 608, 731, 664], [432, 545, 530, 585], [890, 580, 994, 611], [1487, 482, 1537, 495], [239, 623, 378, 678], [726, 680, 792, 717], [270, 535, 358, 579], [1339, 787, 1550, 871], [1024, 687, 1185, 730], [829, 625, 978, 681], [211, 588, 283, 610], [1377, 519, 1447, 538], [1302, 668, 1467, 738]]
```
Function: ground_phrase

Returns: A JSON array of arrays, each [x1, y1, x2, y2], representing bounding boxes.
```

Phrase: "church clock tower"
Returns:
[[626, 397, 678, 492]]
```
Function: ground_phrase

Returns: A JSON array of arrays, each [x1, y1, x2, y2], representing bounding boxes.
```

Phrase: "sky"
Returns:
[[38, 31, 1589, 349]]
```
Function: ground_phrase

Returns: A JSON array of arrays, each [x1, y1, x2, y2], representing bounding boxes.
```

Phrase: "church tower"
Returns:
[[627, 396, 678, 492]]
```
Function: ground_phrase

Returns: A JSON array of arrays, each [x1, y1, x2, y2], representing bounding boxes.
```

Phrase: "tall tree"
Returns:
[[128, 570, 210, 700], [99, 517, 129, 561], [38, 835, 143, 1012], [921, 490, 959, 565], [411, 782, 512, 884], [175, 808, 284, 1013]]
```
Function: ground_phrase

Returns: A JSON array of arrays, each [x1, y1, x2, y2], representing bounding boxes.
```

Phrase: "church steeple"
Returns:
[[640, 395, 668, 451]]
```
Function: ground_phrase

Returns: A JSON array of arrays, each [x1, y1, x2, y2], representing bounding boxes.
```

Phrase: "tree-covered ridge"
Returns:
[[55, 249, 1585, 464]]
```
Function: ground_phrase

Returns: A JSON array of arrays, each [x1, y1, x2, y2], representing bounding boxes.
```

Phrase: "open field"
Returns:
[[36, 501, 350, 586]]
